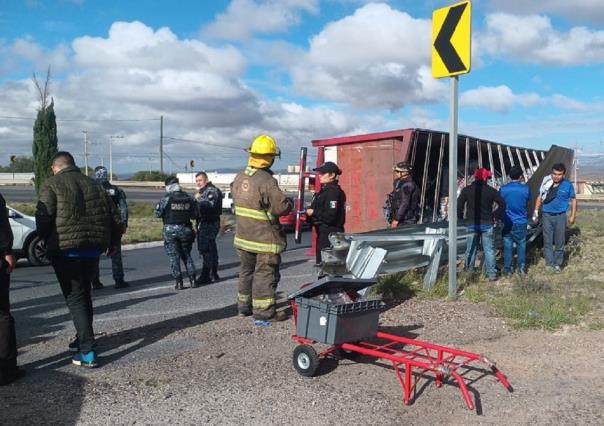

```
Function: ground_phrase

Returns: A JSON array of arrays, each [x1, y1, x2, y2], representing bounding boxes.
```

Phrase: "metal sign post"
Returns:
[[448, 77, 459, 298], [432, 0, 471, 298]]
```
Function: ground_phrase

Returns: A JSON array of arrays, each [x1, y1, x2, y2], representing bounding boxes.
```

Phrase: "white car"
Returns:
[[222, 190, 235, 213], [7, 205, 49, 266]]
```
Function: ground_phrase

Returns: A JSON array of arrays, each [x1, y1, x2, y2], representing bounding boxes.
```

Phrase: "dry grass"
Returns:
[[9, 202, 233, 245], [375, 209, 604, 331]]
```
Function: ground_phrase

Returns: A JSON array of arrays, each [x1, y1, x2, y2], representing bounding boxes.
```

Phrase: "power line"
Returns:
[[163, 136, 244, 151], [0, 115, 160, 122]]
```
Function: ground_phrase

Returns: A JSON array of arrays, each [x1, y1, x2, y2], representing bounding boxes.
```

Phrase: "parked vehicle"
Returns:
[[222, 190, 234, 213], [7, 205, 49, 266]]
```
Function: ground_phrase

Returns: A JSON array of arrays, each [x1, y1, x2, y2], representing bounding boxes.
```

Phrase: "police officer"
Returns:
[[387, 162, 419, 227], [232, 135, 293, 321], [155, 176, 197, 290], [1, 191, 25, 385], [194, 171, 222, 285], [306, 161, 346, 265], [92, 166, 129, 289]]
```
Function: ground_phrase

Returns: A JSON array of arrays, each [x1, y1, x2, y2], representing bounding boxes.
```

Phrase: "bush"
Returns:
[[131, 171, 170, 182]]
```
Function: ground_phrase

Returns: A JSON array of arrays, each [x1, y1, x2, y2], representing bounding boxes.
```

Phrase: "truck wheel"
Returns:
[[27, 236, 50, 266], [293, 345, 320, 377]]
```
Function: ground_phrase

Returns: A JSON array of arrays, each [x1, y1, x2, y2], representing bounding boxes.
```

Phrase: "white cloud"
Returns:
[[203, 0, 318, 41], [479, 13, 604, 66], [0, 21, 362, 170], [461, 85, 603, 114], [488, 0, 604, 23], [0, 37, 70, 74], [290, 3, 446, 110], [461, 85, 541, 113]]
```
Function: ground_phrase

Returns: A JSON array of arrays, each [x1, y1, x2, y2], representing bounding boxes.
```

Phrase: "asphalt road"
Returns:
[[11, 231, 313, 365], [1, 185, 166, 204]]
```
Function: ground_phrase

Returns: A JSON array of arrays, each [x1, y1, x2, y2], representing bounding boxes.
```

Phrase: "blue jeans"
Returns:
[[465, 225, 496, 279], [542, 212, 566, 267], [502, 223, 527, 274]]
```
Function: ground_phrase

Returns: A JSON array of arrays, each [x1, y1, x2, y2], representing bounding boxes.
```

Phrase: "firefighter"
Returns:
[[92, 166, 129, 289], [306, 161, 346, 265], [231, 134, 293, 321], [194, 171, 222, 285], [386, 162, 419, 227], [155, 176, 197, 290]]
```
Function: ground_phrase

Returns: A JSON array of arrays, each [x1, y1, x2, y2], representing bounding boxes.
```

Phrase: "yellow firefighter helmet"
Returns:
[[246, 134, 280, 157]]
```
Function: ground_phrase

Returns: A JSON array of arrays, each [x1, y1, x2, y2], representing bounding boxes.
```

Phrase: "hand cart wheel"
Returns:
[[293, 345, 320, 377]]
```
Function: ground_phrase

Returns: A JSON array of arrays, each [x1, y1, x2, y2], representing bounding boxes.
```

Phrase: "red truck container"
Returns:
[[311, 128, 555, 234]]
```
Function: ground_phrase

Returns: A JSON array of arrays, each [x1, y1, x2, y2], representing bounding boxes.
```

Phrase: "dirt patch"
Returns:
[[3, 296, 602, 425]]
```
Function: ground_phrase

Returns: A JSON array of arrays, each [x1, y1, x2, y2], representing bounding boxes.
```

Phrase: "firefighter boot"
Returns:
[[195, 268, 212, 286], [175, 278, 184, 291], [211, 264, 220, 282]]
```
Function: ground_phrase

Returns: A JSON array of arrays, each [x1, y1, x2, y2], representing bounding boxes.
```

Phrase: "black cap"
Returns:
[[164, 176, 179, 186], [393, 162, 412, 173], [313, 161, 341, 175]]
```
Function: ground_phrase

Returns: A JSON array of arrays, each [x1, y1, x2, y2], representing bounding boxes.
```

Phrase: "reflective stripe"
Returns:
[[234, 236, 284, 254], [244, 166, 257, 176], [238, 293, 251, 303], [252, 298, 274, 310], [235, 206, 272, 221]]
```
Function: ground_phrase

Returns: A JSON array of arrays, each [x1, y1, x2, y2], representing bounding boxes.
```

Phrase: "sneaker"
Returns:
[[72, 351, 98, 368], [554, 265, 561, 273], [114, 280, 129, 289], [92, 281, 104, 290], [68, 337, 80, 353]]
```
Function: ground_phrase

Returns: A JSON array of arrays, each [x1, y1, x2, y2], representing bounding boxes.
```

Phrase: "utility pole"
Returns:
[[109, 135, 124, 183], [82, 130, 89, 176], [160, 115, 164, 174]]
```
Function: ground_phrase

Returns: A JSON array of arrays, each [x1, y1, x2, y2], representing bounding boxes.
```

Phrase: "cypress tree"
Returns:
[[32, 99, 58, 193]]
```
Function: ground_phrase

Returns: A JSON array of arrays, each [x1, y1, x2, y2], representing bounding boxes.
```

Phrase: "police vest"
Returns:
[[164, 193, 193, 225], [102, 182, 121, 206]]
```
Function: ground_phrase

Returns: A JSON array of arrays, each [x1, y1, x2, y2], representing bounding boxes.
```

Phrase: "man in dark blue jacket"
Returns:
[[499, 166, 531, 274]]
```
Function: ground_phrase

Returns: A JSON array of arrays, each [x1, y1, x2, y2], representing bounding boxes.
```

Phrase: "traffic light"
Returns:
[[190, 160, 195, 168], [10, 155, 17, 164]]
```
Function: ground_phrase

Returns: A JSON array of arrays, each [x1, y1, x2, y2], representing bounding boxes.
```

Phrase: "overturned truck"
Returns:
[[305, 128, 574, 283]]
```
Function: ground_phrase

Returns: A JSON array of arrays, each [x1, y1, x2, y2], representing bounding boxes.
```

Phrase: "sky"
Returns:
[[1, 0, 604, 174]]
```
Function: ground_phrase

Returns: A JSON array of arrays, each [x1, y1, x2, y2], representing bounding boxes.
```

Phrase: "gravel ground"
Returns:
[[2, 291, 603, 425]]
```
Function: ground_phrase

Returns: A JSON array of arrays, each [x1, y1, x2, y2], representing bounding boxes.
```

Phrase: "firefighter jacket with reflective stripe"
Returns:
[[232, 167, 293, 254]]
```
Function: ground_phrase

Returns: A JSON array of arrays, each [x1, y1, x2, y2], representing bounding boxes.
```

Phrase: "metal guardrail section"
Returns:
[[320, 224, 468, 289]]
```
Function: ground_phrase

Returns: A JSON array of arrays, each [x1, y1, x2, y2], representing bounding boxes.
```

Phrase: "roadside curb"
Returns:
[[122, 241, 164, 251]]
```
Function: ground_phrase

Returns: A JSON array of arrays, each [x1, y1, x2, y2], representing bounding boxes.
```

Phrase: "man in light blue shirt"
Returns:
[[499, 166, 531, 274], [533, 163, 577, 272]]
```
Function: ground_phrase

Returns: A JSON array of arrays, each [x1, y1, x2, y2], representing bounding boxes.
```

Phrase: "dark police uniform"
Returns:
[[196, 182, 222, 283], [310, 182, 346, 264], [93, 181, 129, 287], [391, 176, 419, 225], [0, 193, 22, 385], [155, 190, 197, 289]]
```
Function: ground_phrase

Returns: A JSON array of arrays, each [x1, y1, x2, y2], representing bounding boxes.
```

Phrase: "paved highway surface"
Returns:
[[12, 231, 314, 366], [2, 185, 166, 204]]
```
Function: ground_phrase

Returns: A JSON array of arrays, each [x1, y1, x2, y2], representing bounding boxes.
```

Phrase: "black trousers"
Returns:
[[0, 268, 17, 375], [52, 257, 97, 353], [315, 226, 343, 265]]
